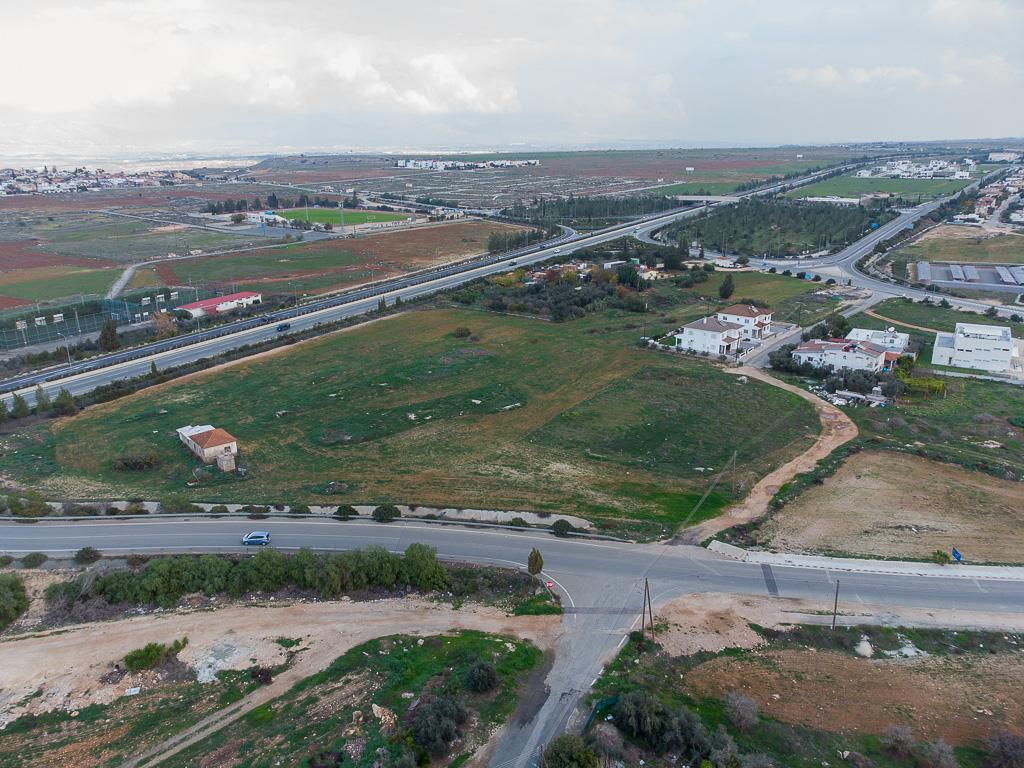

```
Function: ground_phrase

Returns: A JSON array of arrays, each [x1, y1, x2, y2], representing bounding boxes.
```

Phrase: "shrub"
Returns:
[[44, 578, 83, 607], [334, 505, 357, 520], [372, 504, 400, 523], [930, 550, 952, 565], [123, 637, 188, 672], [551, 519, 575, 537], [0, 573, 29, 629], [112, 451, 163, 471], [412, 694, 468, 754], [0, 555, 12, 567], [985, 728, 1024, 768], [612, 690, 709, 757], [919, 739, 957, 768], [290, 504, 311, 515], [159, 495, 201, 514], [9, 491, 50, 518], [210, 504, 230, 515], [540, 735, 599, 768], [724, 691, 759, 732], [466, 661, 499, 693], [883, 725, 916, 756], [400, 543, 449, 591], [74, 547, 102, 565], [21, 552, 47, 568], [453, 326, 472, 338]]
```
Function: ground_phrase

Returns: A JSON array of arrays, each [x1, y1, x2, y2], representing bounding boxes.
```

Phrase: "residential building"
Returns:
[[177, 291, 262, 319], [176, 424, 239, 469], [716, 304, 773, 340], [846, 327, 910, 354], [792, 339, 889, 372], [932, 323, 1016, 373], [673, 317, 743, 355]]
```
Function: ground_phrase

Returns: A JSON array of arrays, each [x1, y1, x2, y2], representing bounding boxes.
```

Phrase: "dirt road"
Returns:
[[0, 598, 560, 767], [676, 366, 857, 543], [862, 309, 941, 333]]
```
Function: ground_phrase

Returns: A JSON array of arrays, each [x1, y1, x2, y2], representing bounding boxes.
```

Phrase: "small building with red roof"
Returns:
[[176, 291, 262, 319], [176, 424, 239, 469]]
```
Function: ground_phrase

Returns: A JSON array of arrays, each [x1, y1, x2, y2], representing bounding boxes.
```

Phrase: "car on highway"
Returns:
[[242, 531, 271, 546], [275, 323, 292, 332]]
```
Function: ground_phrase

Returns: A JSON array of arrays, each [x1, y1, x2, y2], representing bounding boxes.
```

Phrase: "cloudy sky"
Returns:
[[2, 0, 1021, 158]]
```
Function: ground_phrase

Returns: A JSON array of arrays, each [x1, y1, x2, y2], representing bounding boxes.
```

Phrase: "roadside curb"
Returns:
[[707, 540, 1024, 581]]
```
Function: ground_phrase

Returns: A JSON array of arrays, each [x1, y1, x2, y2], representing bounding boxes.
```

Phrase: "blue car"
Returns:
[[242, 531, 271, 546]]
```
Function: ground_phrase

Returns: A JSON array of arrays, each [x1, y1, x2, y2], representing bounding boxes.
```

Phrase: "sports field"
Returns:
[[273, 208, 411, 225], [5, 308, 820, 536], [786, 176, 971, 201]]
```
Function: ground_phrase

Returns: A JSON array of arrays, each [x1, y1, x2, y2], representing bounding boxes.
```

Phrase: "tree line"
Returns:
[[203, 191, 360, 215]]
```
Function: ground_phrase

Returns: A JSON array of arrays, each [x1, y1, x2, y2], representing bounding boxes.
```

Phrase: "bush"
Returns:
[[540, 735, 599, 768], [290, 504, 311, 515], [123, 637, 188, 672], [453, 326, 472, 338], [159, 495, 201, 514], [612, 690, 709, 758], [400, 543, 449, 591], [412, 694, 468, 754], [21, 552, 47, 568], [883, 725, 916, 756], [372, 504, 400, 523], [0, 555, 12, 567], [919, 739, 957, 768], [0, 573, 29, 629], [724, 691, 759, 732], [112, 451, 163, 471], [74, 547, 102, 565], [44, 578, 83, 607], [210, 504, 230, 515], [466, 661, 499, 693], [551, 519, 575, 537], [528, 547, 544, 575], [334, 505, 357, 520], [985, 729, 1024, 768], [8, 491, 51, 518], [930, 549, 952, 565]]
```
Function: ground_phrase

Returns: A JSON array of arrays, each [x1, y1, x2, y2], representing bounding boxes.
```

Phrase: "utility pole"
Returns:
[[831, 580, 840, 631], [642, 579, 656, 644]]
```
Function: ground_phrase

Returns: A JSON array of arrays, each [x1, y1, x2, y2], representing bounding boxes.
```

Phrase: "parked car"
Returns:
[[242, 531, 271, 546]]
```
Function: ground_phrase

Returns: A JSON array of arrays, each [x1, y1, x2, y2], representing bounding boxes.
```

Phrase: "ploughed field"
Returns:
[[3, 308, 820, 535]]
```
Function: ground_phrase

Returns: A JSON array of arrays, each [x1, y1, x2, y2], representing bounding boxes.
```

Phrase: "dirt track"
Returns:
[[676, 366, 857, 543], [862, 308, 941, 333], [0, 598, 560, 766]]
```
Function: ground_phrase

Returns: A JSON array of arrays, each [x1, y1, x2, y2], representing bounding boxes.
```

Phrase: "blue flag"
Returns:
[[951, 547, 962, 563]]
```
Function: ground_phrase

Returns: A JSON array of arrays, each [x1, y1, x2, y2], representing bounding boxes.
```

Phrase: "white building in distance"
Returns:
[[846, 327, 910, 355], [932, 323, 1017, 373], [792, 339, 890, 372], [673, 317, 742, 355]]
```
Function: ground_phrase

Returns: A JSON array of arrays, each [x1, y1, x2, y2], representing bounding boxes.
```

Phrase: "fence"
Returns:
[[0, 288, 216, 351]]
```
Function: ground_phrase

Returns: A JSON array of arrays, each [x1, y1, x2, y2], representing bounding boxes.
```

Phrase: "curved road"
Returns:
[[3, 517, 1023, 767]]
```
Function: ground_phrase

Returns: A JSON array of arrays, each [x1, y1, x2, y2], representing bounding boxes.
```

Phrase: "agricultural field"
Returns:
[[899, 226, 1024, 264], [591, 604, 1024, 768], [0, 182, 288, 215], [273, 208, 411, 225], [156, 219, 527, 296], [786, 175, 972, 201], [1, 307, 821, 536], [758, 450, 1024, 563]]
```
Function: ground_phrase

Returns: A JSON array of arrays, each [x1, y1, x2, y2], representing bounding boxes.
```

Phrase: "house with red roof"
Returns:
[[177, 291, 262, 319], [176, 424, 239, 470]]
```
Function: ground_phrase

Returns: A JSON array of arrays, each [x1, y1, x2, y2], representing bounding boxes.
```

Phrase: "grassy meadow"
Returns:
[[274, 208, 411, 225], [4, 296, 821, 536], [787, 176, 972, 201]]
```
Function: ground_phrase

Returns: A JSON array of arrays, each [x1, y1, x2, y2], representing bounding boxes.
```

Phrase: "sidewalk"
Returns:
[[708, 540, 1024, 581]]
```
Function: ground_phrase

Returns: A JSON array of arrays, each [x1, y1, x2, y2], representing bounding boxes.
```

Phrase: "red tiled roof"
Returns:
[[718, 304, 770, 318], [189, 428, 237, 449], [178, 291, 261, 312]]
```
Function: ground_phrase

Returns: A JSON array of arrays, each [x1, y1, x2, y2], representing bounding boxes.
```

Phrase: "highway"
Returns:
[[4, 516, 1023, 768], [0, 164, 856, 407]]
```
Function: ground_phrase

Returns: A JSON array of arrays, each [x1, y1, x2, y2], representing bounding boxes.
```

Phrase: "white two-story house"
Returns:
[[716, 304, 773, 341], [673, 317, 743, 356], [792, 339, 890, 372]]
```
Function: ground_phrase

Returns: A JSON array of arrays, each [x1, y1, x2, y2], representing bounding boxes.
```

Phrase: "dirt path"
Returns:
[[676, 366, 857, 543], [862, 309, 941, 333], [0, 598, 560, 767]]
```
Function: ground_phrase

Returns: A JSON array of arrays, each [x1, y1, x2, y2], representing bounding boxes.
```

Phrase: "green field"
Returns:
[[0, 266, 119, 301], [786, 176, 972, 201], [856, 297, 1021, 336], [899, 232, 1024, 265], [169, 242, 361, 283], [274, 208, 411, 225], [5, 306, 820, 536], [644, 181, 743, 196]]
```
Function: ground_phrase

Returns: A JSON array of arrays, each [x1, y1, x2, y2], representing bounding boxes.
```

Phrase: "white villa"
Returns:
[[932, 323, 1018, 373], [672, 317, 743, 356], [846, 327, 910, 355], [792, 339, 891, 373], [715, 304, 773, 341]]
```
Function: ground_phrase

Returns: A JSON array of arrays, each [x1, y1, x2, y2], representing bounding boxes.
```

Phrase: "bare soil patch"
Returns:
[[0, 596, 559, 724], [0, 240, 101, 270], [688, 647, 1024, 744], [760, 450, 1024, 563]]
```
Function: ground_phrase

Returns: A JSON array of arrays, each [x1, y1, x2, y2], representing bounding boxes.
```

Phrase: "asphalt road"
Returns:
[[4, 517, 1023, 767], [0, 164, 856, 407]]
